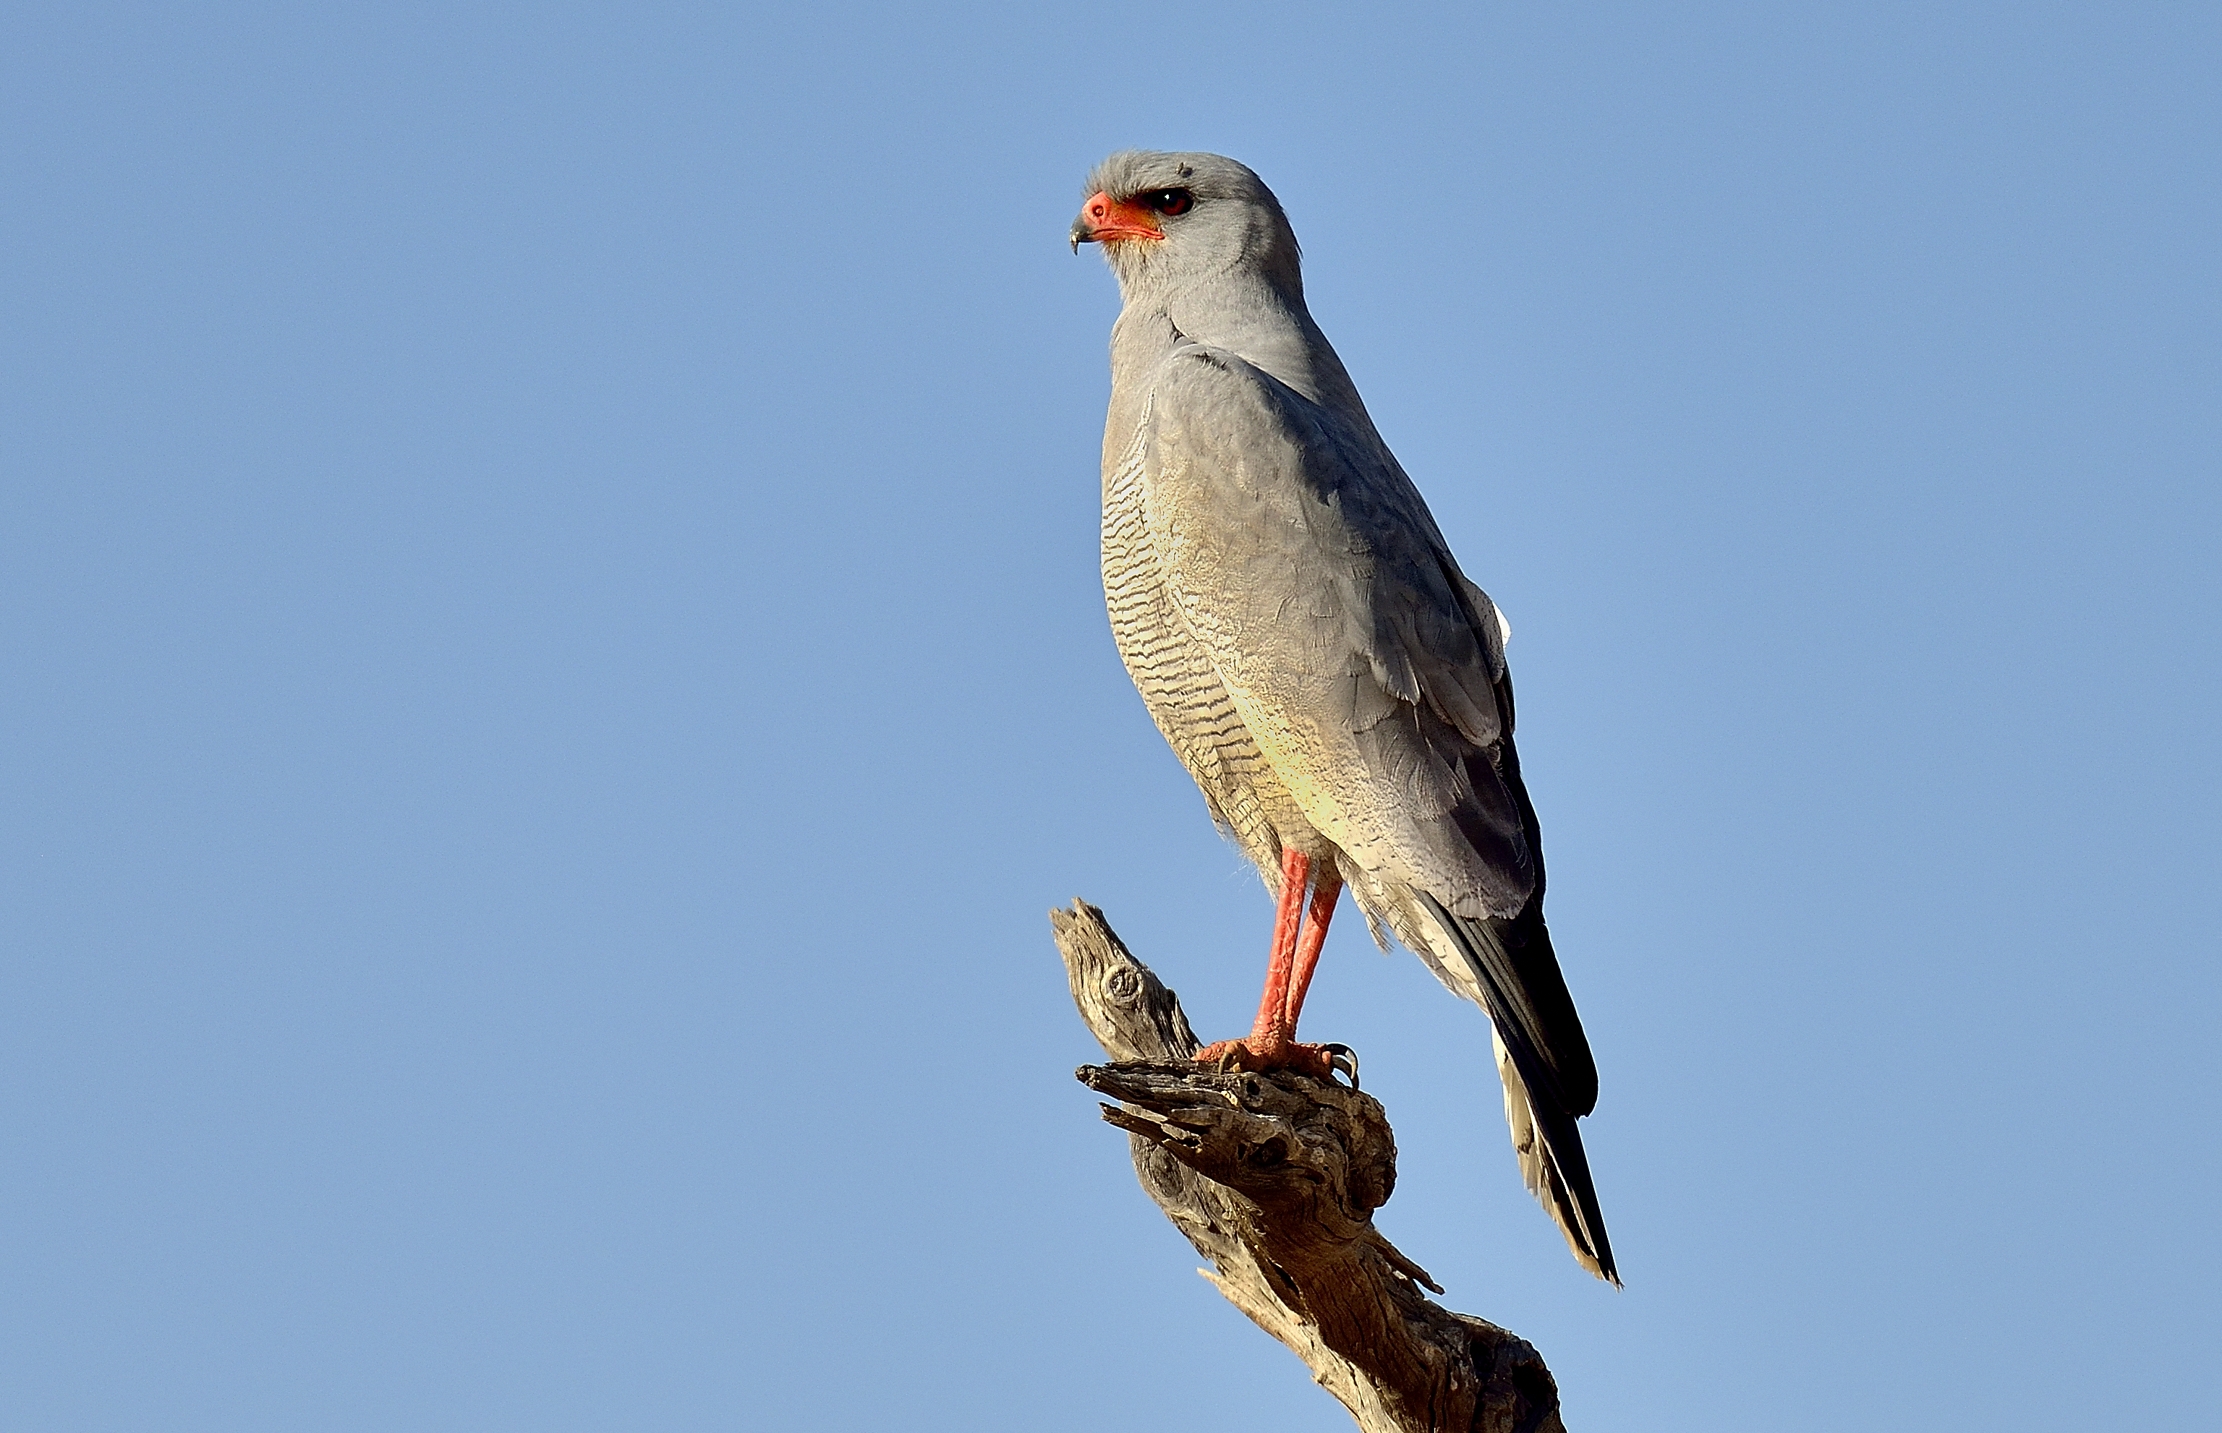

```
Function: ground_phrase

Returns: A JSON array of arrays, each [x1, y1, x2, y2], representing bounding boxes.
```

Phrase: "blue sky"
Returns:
[[3, 4, 2217, 1429]]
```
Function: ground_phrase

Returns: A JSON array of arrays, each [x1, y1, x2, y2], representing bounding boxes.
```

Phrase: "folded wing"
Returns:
[[1142, 343, 1614, 1278]]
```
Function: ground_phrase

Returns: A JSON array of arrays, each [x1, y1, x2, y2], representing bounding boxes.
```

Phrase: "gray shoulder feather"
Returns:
[[1141, 341, 1533, 917]]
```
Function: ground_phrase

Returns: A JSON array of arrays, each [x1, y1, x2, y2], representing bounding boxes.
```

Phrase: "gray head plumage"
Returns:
[[1071, 150, 1304, 301]]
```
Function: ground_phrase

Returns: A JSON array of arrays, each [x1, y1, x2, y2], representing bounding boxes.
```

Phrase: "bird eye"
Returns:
[[1146, 188, 1194, 216]]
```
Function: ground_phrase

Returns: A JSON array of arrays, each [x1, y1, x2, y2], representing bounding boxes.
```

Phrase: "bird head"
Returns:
[[1070, 151, 1303, 301]]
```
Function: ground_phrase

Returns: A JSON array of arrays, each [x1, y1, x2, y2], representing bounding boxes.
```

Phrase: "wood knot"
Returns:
[[1102, 967, 1143, 1005]]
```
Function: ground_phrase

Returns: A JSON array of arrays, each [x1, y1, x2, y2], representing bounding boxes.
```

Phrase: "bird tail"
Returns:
[[1491, 1025, 1619, 1284], [1419, 897, 1620, 1285]]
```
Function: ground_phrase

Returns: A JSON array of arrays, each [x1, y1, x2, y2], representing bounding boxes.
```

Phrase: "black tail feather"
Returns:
[[1417, 892, 1618, 1284]]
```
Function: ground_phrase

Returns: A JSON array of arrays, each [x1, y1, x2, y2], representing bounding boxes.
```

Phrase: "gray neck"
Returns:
[[1104, 267, 1373, 448]]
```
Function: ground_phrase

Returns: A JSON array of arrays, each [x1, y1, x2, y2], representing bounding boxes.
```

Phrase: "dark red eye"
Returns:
[[1146, 188, 1194, 216]]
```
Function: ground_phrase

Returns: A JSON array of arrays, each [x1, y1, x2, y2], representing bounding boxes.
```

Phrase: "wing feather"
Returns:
[[1135, 336, 1617, 1284], [1142, 341, 1529, 915]]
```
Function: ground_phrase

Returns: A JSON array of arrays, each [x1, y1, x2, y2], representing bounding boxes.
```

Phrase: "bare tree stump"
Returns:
[[1054, 899, 1567, 1433]]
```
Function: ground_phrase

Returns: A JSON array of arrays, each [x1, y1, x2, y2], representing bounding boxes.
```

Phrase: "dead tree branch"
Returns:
[[1054, 899, 1566, 1433]]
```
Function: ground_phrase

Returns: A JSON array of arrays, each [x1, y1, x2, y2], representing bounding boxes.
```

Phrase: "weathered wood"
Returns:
[[1054, 900, 1567, 1433]]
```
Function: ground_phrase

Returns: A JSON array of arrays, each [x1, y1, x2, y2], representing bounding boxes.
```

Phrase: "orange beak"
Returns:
[[1069, 191, 1164, 251]]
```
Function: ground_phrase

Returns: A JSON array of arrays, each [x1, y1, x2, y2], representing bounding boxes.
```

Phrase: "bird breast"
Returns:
[[1101, 399, 1322, 880]]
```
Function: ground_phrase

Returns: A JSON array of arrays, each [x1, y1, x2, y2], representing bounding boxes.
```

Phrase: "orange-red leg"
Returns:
[[1280, 869, 1343, 1033], [1197, 849, 1343, 1077], [1244, 847, 1312, 1044]]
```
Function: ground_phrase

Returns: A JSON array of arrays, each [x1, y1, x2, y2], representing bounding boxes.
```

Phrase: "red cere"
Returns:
[[1077, 191, 1164, 244]]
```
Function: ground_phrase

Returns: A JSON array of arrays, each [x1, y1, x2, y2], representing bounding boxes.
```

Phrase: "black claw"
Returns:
[[1321, 1043, 1360, 1089]]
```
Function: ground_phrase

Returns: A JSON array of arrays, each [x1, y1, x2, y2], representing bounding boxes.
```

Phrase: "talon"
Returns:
[[1193, 1035, 1339, 1079], [1196, 1038, 1251, 1072], [1321, 1043, 1360, 1089]]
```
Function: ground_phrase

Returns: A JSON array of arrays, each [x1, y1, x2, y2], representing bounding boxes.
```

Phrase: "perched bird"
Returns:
[[1072, 151, 1617, 1283]]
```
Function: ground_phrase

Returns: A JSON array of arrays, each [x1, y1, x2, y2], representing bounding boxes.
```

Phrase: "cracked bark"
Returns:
[[1054, 899, 1567, 1433]]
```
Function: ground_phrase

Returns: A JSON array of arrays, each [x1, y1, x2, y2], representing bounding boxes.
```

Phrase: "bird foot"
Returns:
[[1195, 1037, 1358, 1086]]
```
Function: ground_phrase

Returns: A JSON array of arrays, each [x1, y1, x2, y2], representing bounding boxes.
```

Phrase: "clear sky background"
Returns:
[[3, 4, 2217, 1430]]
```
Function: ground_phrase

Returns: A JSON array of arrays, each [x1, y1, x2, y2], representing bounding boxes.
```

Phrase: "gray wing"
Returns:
[[1143, 342, 1616, 1279], [1141, 338, 1532, 920]]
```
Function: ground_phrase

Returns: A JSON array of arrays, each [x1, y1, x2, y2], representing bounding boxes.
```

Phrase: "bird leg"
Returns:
[[1197, 849, 1344, 1079], [1282, 869, 1343, 1031]]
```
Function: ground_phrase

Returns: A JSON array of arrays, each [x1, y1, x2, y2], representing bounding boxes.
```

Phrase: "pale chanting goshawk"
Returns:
[[1073, 151, 1617, 1283]]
